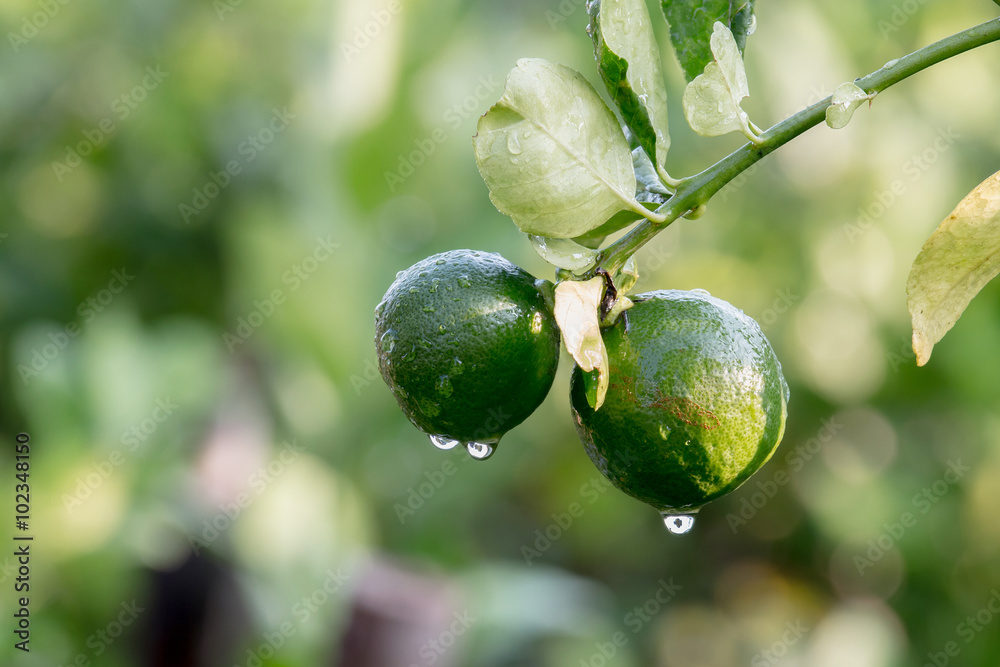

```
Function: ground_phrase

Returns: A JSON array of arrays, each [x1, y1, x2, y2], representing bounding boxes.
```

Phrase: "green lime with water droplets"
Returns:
[[571, 289, 789, 515], [375, 249, 561, 450]]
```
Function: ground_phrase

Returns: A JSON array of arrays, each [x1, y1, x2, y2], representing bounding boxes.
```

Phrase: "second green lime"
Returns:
[[571, 289, 788, 517]]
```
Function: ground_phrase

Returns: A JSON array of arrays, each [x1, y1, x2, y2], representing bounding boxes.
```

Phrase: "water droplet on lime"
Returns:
[[466, 442, 495, 460], [430, 434, 460, 450], [436, 375, 453, 397], [662, 513, 695, 534], [380, 329, 398, 353]]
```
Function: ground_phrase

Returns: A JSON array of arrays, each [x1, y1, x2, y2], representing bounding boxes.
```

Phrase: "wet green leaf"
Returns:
[[681, 22, 761, 142], [589, 0, 672, 178], [661, 0, 756, 82], [474, 58, 639, 239], [826, 82, 873, 130], [907, 169, 1000, 366]]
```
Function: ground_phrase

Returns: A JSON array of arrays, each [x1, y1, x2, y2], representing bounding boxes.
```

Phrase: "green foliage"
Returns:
[[588, 0, 672, 179], [473, 59, 640, 239], [681, 22, 761, 142], [660, 0, 756, 81]]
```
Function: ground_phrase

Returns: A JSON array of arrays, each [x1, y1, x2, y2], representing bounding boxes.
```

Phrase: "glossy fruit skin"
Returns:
[[375, 250, 560, 444], [570, 290, 788, 513]]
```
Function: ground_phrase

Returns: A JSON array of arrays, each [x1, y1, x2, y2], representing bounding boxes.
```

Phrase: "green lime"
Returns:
[[570, 289, 788, 521], [375, 249, 560, 458]]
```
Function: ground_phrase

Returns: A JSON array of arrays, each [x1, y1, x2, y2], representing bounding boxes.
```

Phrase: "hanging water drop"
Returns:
[[429, 434, 460, 450], [662, 513, 695, 534], [747, 14, 757, 35], [466, 441, 495, 460]]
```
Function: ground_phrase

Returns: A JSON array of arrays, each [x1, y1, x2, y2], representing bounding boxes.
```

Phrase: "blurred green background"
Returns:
[[2, 0, 1000, 665]]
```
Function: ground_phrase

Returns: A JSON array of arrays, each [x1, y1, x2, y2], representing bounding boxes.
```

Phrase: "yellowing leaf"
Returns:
[[681, 22, 762, 143], [907, 169, 1000, 366], [554, 278, 610, 409], [474, 59, 640, 239], [825, 82, 872, 130]]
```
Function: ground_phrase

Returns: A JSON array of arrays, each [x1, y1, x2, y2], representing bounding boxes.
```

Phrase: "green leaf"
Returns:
[[661, 0, 756, 82], [554, 278, 610, 409], [474, 58, 639, 239], [825, 82, 873, 130], [528, 235, 600, 272], [572, 210, 639, 249], [632, 146, 671, 198], [588, 0, 672, 179], [681, 22, 762, 143], [907, 169, 1000, 366]]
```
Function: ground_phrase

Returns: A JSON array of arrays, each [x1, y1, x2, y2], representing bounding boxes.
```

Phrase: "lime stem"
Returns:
[[591, 17, 1000, 277]]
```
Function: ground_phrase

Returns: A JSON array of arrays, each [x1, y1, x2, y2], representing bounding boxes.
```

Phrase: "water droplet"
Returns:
[[690, 288, 711, 297], [662, 513, 695, 534], [438, 324, 447, 334], [466, 442, 495, 460], [507, 134, 523, 155], [457, 276, 472, 288], [429, 280, 439, 293], [423, 306, 436, 313], [883, 58, 899, 69], [450, 358, 464, 375], [658, 423, 672, 439], [436, 375, 453, 397], [747, 14, 757, 35], [380, 329, 398, 353], [418, 271, 429, 277], [436, 258, 446, 265], [429, 434, 460, 450], [409, 287, 419, 293], [396, 270, 404, 279], [531, 311, 544, 334]]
